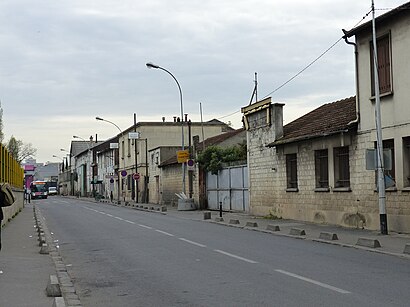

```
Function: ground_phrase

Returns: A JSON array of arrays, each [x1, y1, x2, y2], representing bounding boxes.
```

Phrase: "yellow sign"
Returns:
[[177, 150, 190, 163]]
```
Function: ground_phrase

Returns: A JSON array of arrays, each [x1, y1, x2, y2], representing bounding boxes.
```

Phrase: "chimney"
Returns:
[[89, 135, 93, 142], [162, 117, 165, 122], [177, 117, 181, 122], [184, 114, 188, 122], [173, 116, 177, 122], [95, 134, 98, 143], [272, 103, 284, 140]]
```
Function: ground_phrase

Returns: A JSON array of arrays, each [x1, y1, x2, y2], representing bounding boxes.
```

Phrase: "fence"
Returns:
[[1, 143, 25, 226]]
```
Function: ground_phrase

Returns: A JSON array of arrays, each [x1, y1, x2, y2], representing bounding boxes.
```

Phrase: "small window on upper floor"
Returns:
[[370, 34, 392, 96]]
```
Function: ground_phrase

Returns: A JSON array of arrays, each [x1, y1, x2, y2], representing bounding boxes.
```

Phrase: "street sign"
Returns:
[[110, 143, 119, 149], [133, 173, 140, 181], [128, 132, 141, 139], [177, 150, 190, 163], [121, 170, 127, 177], [187, 159, 195, 171]]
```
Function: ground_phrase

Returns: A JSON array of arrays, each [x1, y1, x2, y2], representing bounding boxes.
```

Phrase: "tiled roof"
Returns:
[[159, 128, 245, 167], [268, 96, 357, 146], [197, 128, 245, 149]]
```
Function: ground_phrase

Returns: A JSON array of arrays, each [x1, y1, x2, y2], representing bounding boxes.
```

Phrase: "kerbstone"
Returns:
[[403, 243, 410, 255], [356, 237, 381, 248], [319, 232, 339, 241], [289, 228, 306, 236]]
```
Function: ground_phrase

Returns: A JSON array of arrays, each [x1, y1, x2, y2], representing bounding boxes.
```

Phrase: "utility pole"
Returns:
[[134, 113, 139, 203], [372, 0, 388, 234]]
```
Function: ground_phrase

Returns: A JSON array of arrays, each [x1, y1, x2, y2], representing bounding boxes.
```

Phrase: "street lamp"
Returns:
[[146, 62, 186, 195], [95, 117, 123, 203]]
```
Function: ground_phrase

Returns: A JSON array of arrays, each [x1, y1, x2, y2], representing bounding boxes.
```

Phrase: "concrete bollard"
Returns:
[[161, 206, 167, 212], [46, 275, 62, 297], [203, 212, 211, 220], [229, 219, 240, 225], [40, 243, 50, 255], [356, 237, 381, 248], [245, 221, 258, 227], [53, 297, 66, 307], [266, 224, 280, 231], [289, 228, 306, 236], [214, 217, 224, 222], [319, 232, 339, 241], [404, 243, 410, 255]]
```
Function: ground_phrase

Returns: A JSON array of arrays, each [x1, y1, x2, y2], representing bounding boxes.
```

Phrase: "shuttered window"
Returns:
[[370, 34, 392, 95]]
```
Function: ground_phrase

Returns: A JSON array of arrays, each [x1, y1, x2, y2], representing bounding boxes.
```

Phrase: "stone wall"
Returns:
[[1, 189, 25, 227], [248, 130, 410, 233]]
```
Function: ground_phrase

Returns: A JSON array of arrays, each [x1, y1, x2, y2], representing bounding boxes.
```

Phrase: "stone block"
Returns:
[[46, 275, 62, 297], [160, 206, 167, 212], [53, 297, 66, 307], [319, 232, 339, 241], [40, 243, 49, 255], [245, 221, 258, 227], [229, 219, 240, 225], [203, 211, 211, 220], [403, 243, 410, 255], [356, 237, 381, 248], [266, 224, 280, 231], [289, 228, 306, 236], [214, 217, 224, 222]]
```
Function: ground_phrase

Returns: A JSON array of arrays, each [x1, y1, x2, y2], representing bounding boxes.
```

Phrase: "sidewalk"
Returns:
[[0, 204, 55, 307]]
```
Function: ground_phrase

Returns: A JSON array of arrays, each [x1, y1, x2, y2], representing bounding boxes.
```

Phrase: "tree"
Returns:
[[197, 142, 247, 175], [7, 135, 37, 164]]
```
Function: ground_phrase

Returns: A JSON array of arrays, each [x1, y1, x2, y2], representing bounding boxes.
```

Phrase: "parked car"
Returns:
[[48, 187, 58, 196]]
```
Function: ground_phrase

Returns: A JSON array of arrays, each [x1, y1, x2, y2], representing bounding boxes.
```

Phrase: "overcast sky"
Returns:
[[0, 0, 406, 163]]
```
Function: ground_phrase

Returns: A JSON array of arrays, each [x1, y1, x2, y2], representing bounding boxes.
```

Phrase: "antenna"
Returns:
[[249, 72, 258, 104]]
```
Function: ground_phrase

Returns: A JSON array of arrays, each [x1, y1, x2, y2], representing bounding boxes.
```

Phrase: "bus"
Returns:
[[30, 180, 48, 199]]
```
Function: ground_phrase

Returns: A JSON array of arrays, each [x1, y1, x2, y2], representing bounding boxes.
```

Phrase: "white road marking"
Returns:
[[275, 269, 351, 294], [124, 220, 135, 224], [155, 229, 175, 237], [214, 249, 258, 264], [138, 224, 153, 229], [178, 238, 207, 248], [106, 214, 114, 217], [115, 216, 124, 221]]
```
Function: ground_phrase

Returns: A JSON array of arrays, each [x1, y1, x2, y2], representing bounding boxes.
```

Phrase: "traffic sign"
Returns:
[[177, 150, 190, 163], [121, 170, 127, 177], [133, 173, 140, 181], [187, 159, 195, 171]]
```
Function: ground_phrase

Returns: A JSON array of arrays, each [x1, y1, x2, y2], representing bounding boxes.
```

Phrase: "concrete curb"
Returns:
[[33, 205, 83, 307]]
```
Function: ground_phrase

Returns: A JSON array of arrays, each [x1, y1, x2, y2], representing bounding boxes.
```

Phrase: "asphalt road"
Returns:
[[38, 197, 410, 307]]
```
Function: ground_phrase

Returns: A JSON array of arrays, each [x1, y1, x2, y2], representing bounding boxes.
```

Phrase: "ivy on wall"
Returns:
[[197, 142, 247, 175]]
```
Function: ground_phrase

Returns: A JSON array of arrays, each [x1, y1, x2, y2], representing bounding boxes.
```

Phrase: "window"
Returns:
[[127, 139, 131, 157], [315, 149, 329, 189], [334, 147, 350, 188], [286, 153, 298, 190], [375, 139, 395, 187], [370, 34, 392, 95], [121, 140, 125, 159], [403, 137, 410, 187]]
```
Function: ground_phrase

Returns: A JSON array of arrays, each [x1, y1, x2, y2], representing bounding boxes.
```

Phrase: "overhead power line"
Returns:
[[217, 7, 378, 121]]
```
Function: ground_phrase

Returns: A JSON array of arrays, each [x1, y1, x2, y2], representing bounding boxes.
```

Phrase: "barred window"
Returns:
[[315, 149, 329, 188], [286, 153, 298, 190], [334, 147, 350, 188]]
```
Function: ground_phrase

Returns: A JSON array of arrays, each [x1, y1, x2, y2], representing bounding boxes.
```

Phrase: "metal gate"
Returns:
[[206, 165, 249, 212]]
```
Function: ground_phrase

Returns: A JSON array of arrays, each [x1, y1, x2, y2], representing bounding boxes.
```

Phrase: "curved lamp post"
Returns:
[[146, 62, 186, 194], [95, 117, 123, 203]]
